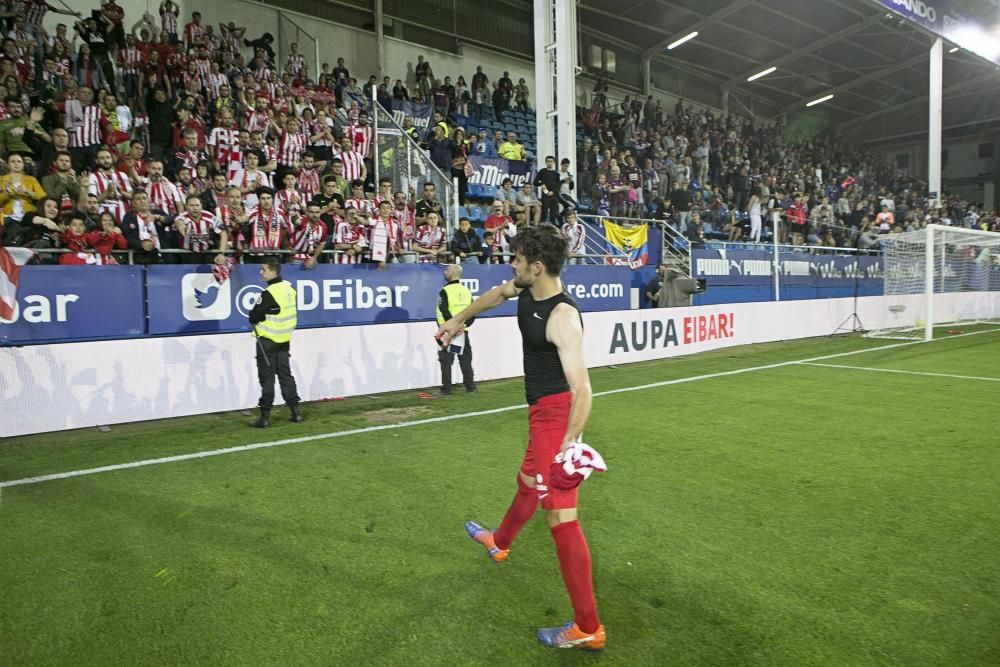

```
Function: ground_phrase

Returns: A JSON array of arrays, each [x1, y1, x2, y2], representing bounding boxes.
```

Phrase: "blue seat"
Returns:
[[466, 184, 484, 198], [481, 185, 499, 200]]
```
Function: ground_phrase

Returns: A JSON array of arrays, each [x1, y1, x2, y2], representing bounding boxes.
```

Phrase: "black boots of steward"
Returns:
[[249, 406, 303, 427], [249, 408, 271, 428]]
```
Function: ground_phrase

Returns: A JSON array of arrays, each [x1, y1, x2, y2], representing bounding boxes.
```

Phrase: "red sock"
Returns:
[[493, 476, 537, 550], [551, 520, 600, 634]]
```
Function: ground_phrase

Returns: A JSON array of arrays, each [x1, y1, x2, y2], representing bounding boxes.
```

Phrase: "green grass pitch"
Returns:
[[2, 329, 999, 665]]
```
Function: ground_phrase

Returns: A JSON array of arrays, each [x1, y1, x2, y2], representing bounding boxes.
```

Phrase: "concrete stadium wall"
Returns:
[[4, 292, 997, 437]]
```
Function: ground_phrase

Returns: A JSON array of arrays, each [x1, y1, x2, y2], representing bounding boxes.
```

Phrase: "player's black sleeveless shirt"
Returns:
[[517, 289, 581, 404]]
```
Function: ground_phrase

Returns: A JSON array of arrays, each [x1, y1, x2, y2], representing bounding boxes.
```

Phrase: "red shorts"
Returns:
[[519, 391, 578, 510]]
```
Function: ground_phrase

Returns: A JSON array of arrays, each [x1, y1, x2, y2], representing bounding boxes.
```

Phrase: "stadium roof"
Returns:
[[577, 0, 1000, 143]]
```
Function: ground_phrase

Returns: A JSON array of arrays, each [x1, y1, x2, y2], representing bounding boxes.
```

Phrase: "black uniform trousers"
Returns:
[[438, 332, 475, 393], [256, 336, 301, 409]]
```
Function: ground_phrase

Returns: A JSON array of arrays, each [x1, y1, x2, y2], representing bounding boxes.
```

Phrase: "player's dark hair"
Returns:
[[509, 223, 567, 276]]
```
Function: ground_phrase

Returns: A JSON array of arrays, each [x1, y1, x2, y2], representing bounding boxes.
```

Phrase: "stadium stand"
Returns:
[[1, 1, 996, 269]]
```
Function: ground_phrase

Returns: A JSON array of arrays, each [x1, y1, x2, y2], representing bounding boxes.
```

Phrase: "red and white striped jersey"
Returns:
[[195, 58, 211, 83], [414, 224, 445, 262], [276, 130, 306, 167], [89, 169, 133, 223], [285, 53, 305, 76], [345, 197, 375, 218], [216, 204, 247, 250], [118, 47, 142, 75], [333, 219, 364, 264], [204, 72, 227, 99], [68, 103, 103, 147], [23, 0, 50, 26], [221, 27, 240, 54], [296, 168, 321, 205], [184, 21, 205, 47], [274, 188, 304, 217], [346, 124, 374, 158], [308, 119, 335, 147], [230, 168, 271, 209], [160, 1, 179, 34], [562, 222, 586, 254], [290, 219, 327, 261], [247, 206, 289, 251], [392, 207, 416, 251], [337, 149, 365, 182], [147, 180, 184, 216], [207, 125, 240, 165], [245, 110, 270, 135], [177, 210, 222, 252]]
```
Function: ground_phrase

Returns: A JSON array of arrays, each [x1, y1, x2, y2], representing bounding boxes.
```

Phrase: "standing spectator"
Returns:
[[289, 200, 328, 268], [562, 210, 586, 264], [173, 193, 225, 264], [498, 132, 525, 162], [669, 180, 692, 231], [645, 264, 665, 307], [558, 159, 577, 213], [65, 86, 103, 171], [121, 190, 165, 264], [145, 158, 183, 216], [88, 147, 133, 224], [514, 78, 529, 112], [368, 199, 399, 268], [413, 210, 446, 262], [246, 188, 290, 256], [184, 11, 205, 49], [748, 187, 762, 243], [335, 137, 366, 183], [159, 0, 180, 44], [533, 155, 561, 224], [332, 206, 367, 264]]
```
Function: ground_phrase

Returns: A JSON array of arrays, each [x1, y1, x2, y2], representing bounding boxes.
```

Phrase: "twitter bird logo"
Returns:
[[182, 273, 232, 321]]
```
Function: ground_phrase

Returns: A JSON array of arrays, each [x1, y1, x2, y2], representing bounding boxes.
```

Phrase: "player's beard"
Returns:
[[512, 268, 533, 289]]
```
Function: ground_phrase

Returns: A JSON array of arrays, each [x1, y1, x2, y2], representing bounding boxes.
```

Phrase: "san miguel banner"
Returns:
[[390, 100, 434, 141], [692, 249, 883, 286], [466, 155, 535, 189], [602, 220, 649, 268]]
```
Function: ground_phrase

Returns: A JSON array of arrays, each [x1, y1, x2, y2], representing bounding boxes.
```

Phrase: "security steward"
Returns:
[[436, 263, 476, 395], [248, 256, 304, 426]]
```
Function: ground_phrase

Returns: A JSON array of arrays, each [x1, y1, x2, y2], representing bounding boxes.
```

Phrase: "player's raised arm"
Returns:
[[549, 302, 591, 450], [436, 279, 521, 344]]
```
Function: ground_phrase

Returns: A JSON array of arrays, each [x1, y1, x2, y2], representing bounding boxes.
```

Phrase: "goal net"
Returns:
[[867, 224, 1000, 341]]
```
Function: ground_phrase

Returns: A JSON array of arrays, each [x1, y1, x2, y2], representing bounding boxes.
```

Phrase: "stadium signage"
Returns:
[[1, 264, 630, 344], [692, 249, 884, 286], [876, 0, 1000, 65], [466, 156, 536, 189], [609, 313, 735, 353], [0, 266, 145, 344]]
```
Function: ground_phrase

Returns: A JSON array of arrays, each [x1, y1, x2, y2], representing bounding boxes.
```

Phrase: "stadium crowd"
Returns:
[[0, 0, 995, 268], [577, 83, 1000, 249]]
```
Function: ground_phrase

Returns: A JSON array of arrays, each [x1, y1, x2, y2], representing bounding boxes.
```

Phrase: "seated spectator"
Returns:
[[450, 217, 482, 263], [59, 211, 126, 265], [480, 230, 497, 263], [1, 154, 47, 224], [723, 211, 743, 242], [515, 183, 541, 225], [684, 211, 705, 248], [2, 196, 64, 250]]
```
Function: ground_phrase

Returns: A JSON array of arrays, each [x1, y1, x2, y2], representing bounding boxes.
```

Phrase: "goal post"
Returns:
[[868, 224, 1000, 341]]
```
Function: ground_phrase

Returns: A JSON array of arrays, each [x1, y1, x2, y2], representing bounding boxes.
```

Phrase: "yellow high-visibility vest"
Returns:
[[254, 281, 297, 343], [436, 281, 472, 328]]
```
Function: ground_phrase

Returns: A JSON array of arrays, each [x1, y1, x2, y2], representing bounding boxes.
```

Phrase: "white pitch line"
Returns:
[[798, 362, 1000, 383], [3, 328, 998, 490]]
